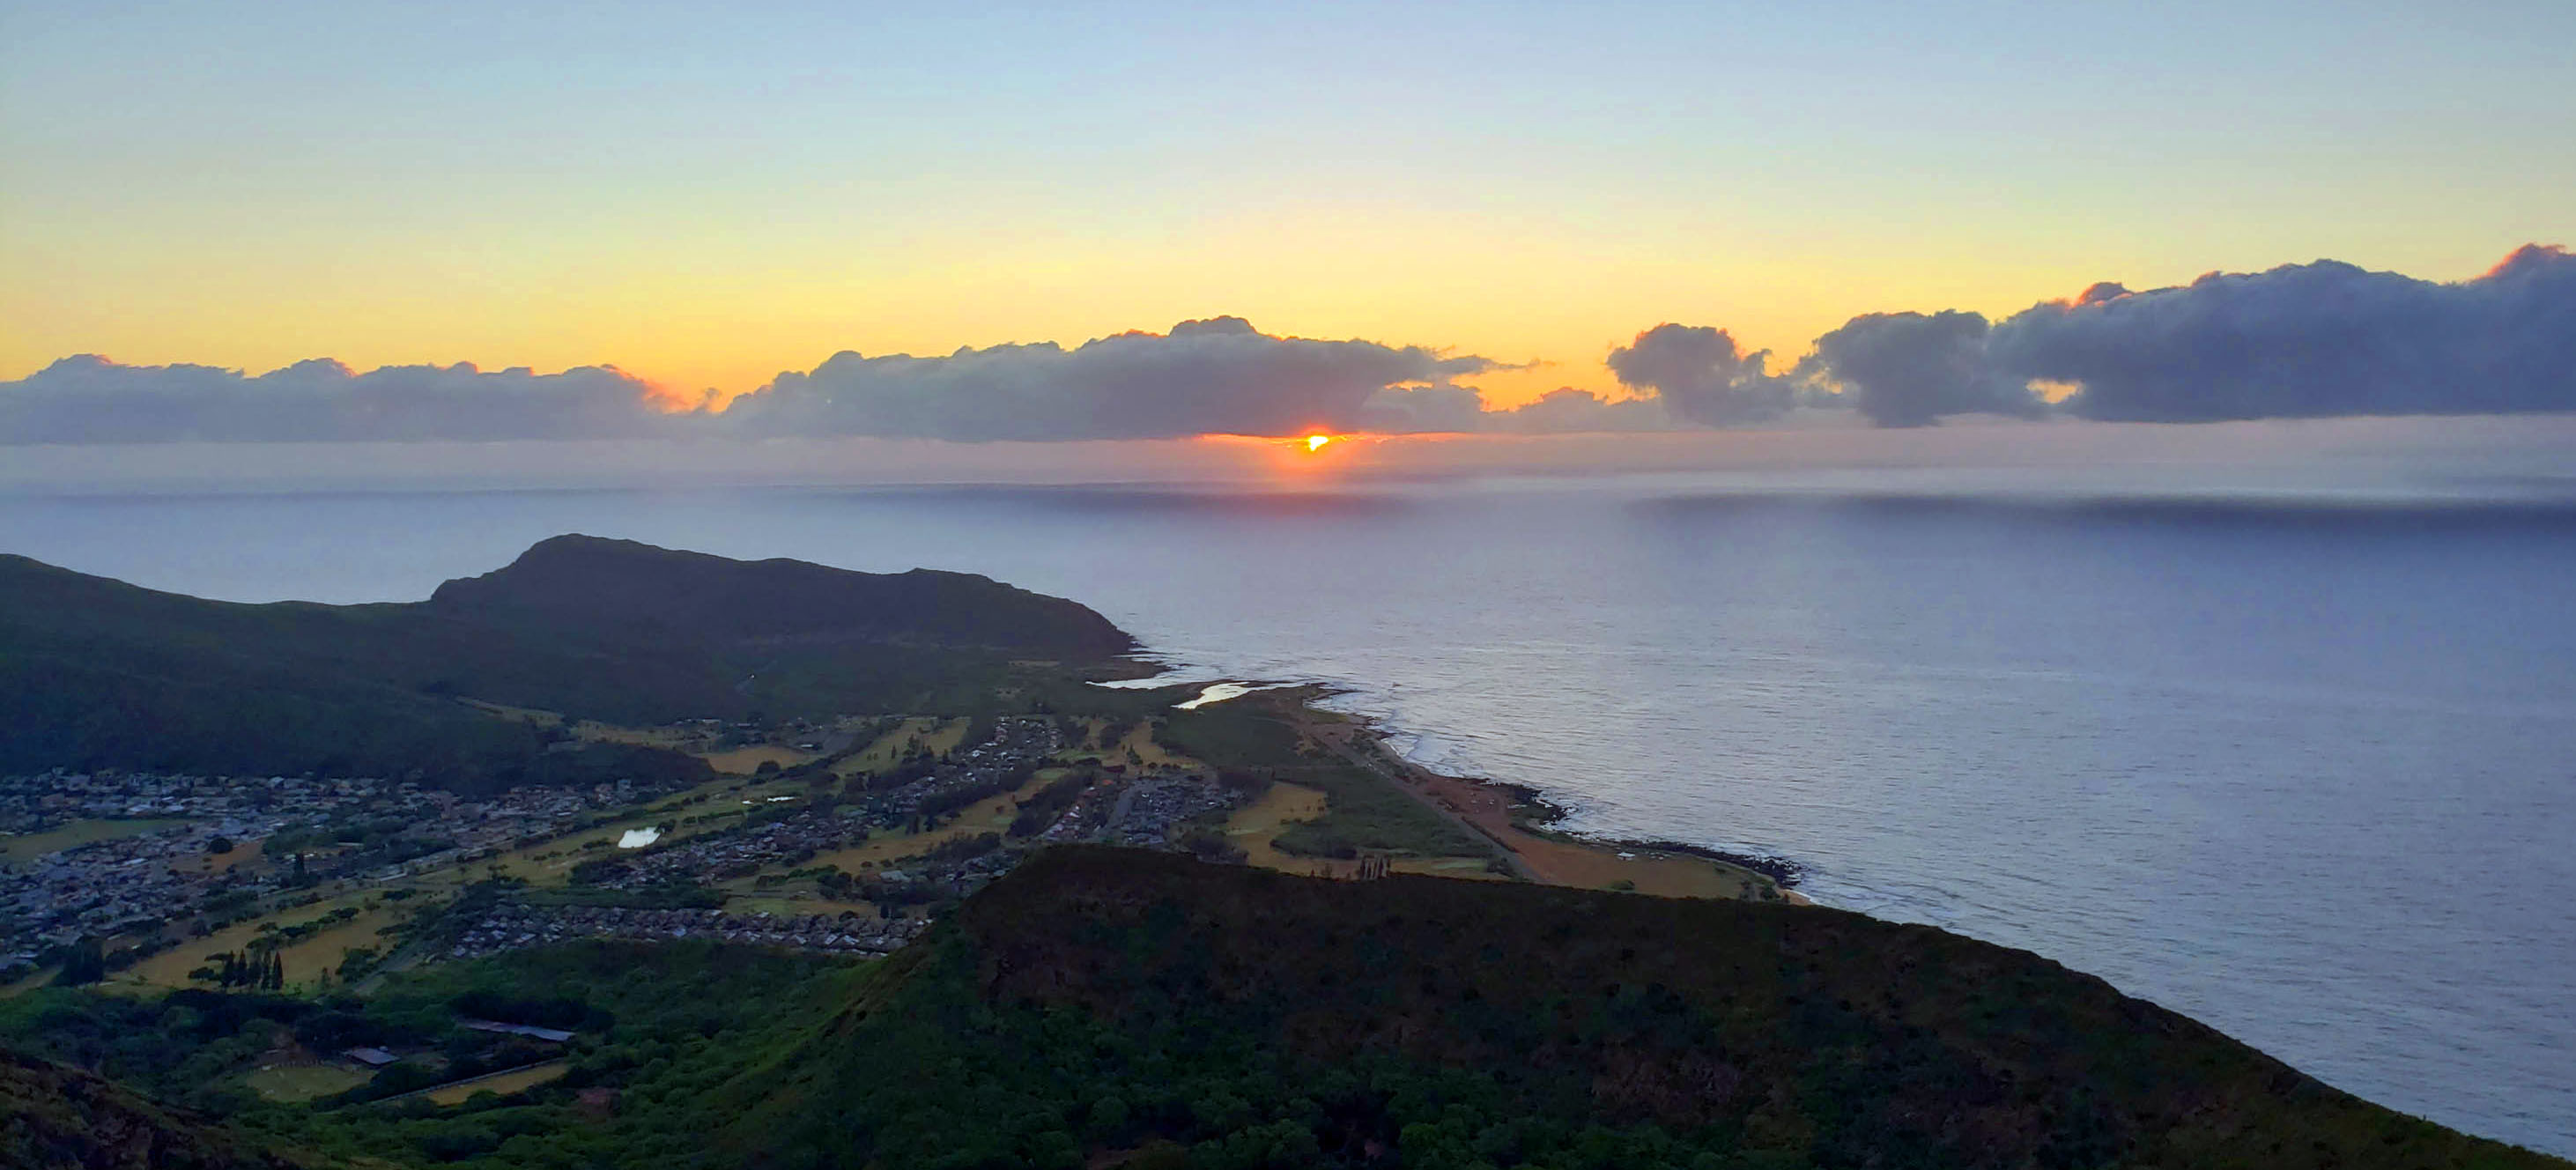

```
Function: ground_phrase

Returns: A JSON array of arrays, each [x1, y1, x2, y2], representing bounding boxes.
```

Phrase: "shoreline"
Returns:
[[1212, 680, 1810, 904]]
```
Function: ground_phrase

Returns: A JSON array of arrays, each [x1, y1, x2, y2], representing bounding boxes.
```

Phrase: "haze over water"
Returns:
[[4, 473, 2571, 1155]]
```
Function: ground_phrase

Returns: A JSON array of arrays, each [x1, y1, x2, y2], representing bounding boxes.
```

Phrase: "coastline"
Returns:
[[1203, 679, 1808, 904]]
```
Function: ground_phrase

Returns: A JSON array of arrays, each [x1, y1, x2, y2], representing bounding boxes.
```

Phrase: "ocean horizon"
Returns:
[[5, 470, 2571, 1155]]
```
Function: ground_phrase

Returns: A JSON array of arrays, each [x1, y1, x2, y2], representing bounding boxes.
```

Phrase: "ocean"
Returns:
[[4, 474, 2570, 1154]]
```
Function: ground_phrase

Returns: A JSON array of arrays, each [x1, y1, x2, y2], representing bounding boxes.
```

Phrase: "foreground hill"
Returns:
[[0, 536, 1132, 786], [0, 1045, 322, 1170], [714, 848, 2557, 1170], [3, 850, 2557, 1168]]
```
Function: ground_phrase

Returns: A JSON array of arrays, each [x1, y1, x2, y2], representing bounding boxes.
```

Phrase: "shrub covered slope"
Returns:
[[713, 847, 2560, 1170]]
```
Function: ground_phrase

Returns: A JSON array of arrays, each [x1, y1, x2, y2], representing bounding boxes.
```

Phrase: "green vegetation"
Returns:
[[0, 942, 851, 1166], [1, 848, 2565, 1169], [697, 848, 2565, 1170], [1161, 700, 1491, 859], [0, 1046, 310, 1169], [0, 536, 1135, 789]]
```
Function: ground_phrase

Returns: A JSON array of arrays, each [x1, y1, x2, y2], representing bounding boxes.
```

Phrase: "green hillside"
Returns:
[[700, 847, 2560, 1169], [4, 848, 2560, 1169], [0, 536, 1134, 786], [0, 1045, 326, 1170]]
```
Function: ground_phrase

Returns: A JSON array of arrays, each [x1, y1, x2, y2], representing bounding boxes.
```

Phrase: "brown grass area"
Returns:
[[1227, 781, 1506, 882], [177, 836, 266, 876], [424, 1060, 568, 1106], [1, 818, 190, 863], [835, 716, 946, 776], [1225, 782, 1331, 874], [1114, 720, 1195, 770], [703, 744, 818, 775], [575, 720, 694, 748], [1409, 771, 1763, 898], [112, 899, 401, 990], [916, 717, 971, 756], [1275, 695, 1772, 901]]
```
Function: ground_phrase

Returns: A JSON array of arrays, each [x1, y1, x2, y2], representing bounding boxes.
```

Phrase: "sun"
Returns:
[[1304, 433, 1333, 452]]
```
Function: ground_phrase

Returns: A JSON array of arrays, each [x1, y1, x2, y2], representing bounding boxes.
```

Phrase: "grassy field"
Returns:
[[702, 744, 818, 775], [1160, 700, 1491, 860], [182, 835, 267, 877], [573, 719, 692, 748], [423, 1059, 569, 1105], [1106, 719, 1193, 769], [834, 716, 970, 777], [1223, 781, 1329, 873], [111, 898, 403, 991], [244, 1062, 369, 1103], [0, 818, 189, 863]]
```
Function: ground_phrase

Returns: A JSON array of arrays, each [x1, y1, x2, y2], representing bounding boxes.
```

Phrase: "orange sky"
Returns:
[[4, 5, 2565, 409]]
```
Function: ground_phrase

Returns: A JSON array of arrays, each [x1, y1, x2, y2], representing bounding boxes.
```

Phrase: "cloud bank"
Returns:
[[1990, 244, 2576, 423], [0, 356, 671, 444], [4, 246, 2566, 444], [1606, 324, 1796, 425], [719, 316, 1499, 442], [1802, 311, 2044, 426], [1786, 243, 2576, 426]]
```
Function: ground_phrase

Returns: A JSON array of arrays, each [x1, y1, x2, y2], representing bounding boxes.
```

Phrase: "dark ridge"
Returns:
[[0, 538, 1134, 787], [428, 534, 1133, 658], [0, 1044, 325, 1169], [714, 846, 2563, 1169]]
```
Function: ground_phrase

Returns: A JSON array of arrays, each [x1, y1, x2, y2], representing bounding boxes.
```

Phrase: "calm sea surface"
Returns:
[[4, 478, 2570, 1154]]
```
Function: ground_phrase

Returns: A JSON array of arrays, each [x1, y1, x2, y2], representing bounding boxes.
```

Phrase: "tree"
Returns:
[[205, 836, 234, 855], [53, 938, 106, 986]]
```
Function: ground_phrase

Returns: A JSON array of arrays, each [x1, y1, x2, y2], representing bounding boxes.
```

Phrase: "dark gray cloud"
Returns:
[[1799, 311, 2042, 427], [0, 355, 672, 444], [1722, 243, 2576, 427], [1359, 383, 1492, 433], [720, 317, 1502, 441], [1605, 324, 1795, 425], [1991, 245, 2576, 422]]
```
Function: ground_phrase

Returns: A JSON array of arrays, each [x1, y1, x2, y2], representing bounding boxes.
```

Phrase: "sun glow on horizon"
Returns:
[[1305, 433, 1333, 452]]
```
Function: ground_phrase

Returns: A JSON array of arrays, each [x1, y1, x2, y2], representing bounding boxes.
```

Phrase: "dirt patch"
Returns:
[[245, 1062, 369, 1102], [424, 1060, 569, 1106], [702, 744, 818, 775]]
